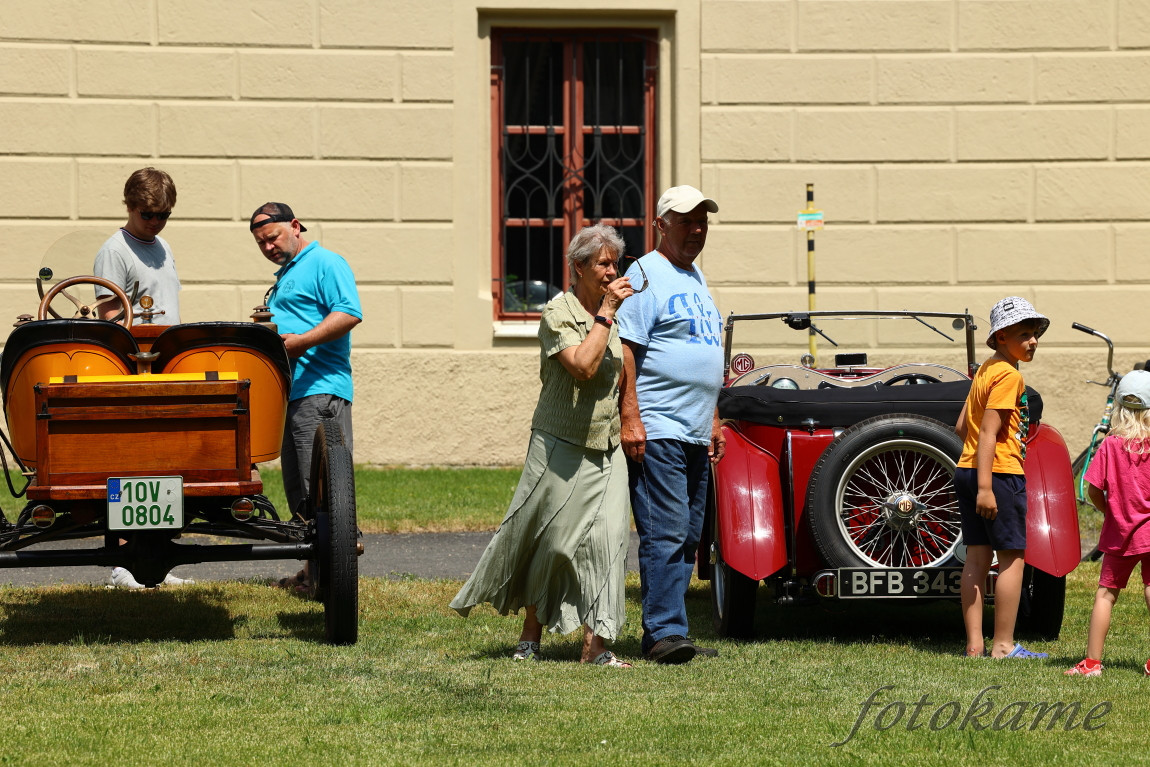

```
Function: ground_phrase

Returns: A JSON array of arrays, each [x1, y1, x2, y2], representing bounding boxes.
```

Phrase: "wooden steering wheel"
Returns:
[[37, 275, 134, 328]]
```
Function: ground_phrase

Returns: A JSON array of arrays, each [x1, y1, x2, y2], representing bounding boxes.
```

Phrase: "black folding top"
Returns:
[[719, 379, 969, 429], [718, 379, 1042, 430]]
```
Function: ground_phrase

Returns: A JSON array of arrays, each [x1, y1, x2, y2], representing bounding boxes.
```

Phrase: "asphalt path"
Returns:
[[0, 532, 642, 587]]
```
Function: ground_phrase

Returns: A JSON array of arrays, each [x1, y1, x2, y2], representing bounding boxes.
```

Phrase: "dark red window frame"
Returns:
[[491, 28, 658, 320]]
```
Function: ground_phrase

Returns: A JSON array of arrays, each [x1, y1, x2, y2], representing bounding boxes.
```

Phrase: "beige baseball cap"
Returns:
[[656, 185, 718, 220]]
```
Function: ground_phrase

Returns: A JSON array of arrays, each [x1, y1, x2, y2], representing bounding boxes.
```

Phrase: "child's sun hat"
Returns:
[[986, 296, 1050, 349], [1116, 369, 1150, 411]]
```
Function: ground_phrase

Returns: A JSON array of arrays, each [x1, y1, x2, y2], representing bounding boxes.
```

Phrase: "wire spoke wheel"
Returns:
[[809, 415, 964, 570]]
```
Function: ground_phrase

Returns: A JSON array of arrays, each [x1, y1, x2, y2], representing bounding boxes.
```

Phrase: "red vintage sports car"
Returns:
[[700, 310, 1080, 639]]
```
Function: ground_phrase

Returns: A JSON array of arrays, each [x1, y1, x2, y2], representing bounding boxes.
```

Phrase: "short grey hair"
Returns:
[[566, 224, 626, 281]]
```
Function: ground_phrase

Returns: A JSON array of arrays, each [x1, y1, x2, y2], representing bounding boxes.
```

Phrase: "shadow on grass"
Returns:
[[450, 581, 971, 662], [461, 584, 651, 662], [468, 633, 647, 663], [683, 580, 969, 653], [0, 585, 323, 645]]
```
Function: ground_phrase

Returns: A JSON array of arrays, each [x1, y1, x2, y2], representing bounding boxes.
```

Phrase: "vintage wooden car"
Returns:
[[699, 310, 1080, 640], [0, 253, 358, 644]]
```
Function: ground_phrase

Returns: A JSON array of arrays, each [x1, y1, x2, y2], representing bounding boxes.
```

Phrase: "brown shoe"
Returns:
[[646, 635, 696, 664]]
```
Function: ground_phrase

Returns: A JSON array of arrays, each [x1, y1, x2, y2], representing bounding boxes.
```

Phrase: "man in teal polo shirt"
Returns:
[[249, 202, 363, 532]]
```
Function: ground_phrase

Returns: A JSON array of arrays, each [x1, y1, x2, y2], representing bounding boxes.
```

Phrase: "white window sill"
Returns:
[[492, 321, 539, 339]]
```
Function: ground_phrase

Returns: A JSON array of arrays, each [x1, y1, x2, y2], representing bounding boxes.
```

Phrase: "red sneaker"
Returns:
[[1064, 658, 1102, 677], [1144, 658, 1150, 676]]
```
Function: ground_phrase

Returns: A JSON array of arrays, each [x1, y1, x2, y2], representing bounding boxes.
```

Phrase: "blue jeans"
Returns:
[[629, 439, 710, 653]]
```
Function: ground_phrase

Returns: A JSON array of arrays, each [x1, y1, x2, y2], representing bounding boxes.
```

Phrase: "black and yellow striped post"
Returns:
[[797, 183, 824, 363]]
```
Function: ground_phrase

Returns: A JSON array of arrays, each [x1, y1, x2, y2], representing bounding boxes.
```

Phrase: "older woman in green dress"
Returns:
[[451, 224, 635, 667]]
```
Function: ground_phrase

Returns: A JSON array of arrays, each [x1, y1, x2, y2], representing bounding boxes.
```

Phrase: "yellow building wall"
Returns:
[[1, 0, 1147, 465]]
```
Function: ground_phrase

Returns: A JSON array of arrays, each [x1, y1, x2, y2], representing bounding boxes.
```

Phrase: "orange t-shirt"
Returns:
[[957, 357, 1028, 475]]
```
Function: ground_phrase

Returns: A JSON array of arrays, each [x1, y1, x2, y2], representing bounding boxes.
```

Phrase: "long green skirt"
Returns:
[[449, 430, 629, 639]]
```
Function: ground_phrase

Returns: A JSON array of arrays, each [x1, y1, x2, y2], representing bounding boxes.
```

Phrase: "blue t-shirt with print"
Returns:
[[615, 250, 724, 445], [269, 240, 363, 402]]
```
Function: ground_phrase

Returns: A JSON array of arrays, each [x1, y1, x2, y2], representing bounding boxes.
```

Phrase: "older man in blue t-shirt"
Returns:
[[616, 185, 726, 664], [249, 202, 363, 532]]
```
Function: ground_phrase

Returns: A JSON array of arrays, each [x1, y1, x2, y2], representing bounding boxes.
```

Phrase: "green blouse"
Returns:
[[530, 290, 622, 451]]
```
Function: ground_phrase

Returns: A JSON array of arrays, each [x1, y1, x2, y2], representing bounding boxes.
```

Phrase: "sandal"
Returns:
[[999, 643, 1048, 659], [590, 651, 632, 668], [512, 641, 541, 661]]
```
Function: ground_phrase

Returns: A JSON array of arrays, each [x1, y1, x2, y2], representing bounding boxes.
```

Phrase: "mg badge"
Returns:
[[730, 353, 755, 376]]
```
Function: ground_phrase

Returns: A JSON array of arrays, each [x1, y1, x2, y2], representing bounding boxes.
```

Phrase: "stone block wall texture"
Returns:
[[701, 0, 1150, 460], [2, 0, 1149, 464]]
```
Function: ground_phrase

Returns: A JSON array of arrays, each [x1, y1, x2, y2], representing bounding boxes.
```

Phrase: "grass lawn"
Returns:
[[257, 466, 520, 533], [0, 468, 1144, 764], [0, 561, 1147, 766]]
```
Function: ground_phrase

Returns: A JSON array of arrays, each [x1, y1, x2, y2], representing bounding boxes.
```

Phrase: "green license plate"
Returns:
[[107, 476, 184, 531]]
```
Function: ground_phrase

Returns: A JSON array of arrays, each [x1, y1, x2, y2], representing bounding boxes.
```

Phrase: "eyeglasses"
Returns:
[[627, 258, 649, 293], [139, 211, 172, 221]]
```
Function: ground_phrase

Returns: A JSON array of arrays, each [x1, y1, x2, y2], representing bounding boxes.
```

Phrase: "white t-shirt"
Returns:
[[93, 228, 181, 324], [616, 250, 724, 444]]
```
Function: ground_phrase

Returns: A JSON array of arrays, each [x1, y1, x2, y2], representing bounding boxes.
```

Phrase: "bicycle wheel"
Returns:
[[1072, 448, 1103, 562]]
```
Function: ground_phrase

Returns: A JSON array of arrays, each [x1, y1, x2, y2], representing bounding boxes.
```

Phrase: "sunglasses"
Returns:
[[139, 210, 172, 221], [625, 257, 649, 293]]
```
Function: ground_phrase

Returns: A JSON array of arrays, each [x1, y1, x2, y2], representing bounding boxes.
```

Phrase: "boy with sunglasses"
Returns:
[[94, 167, 182, 324], [95, 167, 191, 590]]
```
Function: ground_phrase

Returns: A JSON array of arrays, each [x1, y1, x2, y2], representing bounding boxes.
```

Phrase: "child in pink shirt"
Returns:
[[1066, 369, 1150, 677]]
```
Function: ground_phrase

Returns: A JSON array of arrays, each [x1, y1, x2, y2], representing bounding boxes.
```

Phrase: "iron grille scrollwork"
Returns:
[[493, 30, 657, 317]]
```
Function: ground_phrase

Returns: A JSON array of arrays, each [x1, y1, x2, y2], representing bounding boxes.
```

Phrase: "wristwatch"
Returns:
[[594, 315, 613, 326]]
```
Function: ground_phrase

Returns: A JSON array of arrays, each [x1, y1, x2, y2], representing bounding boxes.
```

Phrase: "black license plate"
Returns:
[[837, 567, 962, 599]]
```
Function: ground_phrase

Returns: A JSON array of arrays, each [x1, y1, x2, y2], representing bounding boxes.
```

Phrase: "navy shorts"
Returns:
[[954, 467, 1027, 551]]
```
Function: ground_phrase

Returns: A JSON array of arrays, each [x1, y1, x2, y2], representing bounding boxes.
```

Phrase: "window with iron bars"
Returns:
[[491, 29, 657, 319]]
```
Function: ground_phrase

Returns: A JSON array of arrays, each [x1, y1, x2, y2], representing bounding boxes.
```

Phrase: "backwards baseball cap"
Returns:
[[986, 296, 1049, 349], [249, 202, 307, 232], [656, 185, 718, 220], [1117, 369, 1150, 411]]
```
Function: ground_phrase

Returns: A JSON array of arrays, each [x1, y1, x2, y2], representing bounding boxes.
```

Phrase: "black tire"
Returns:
[[1016, 565, 1066, 640], [807, 414, 964, 569], [1072, 448, 1103, 562], [309, 418, 359, 645], [708, 478, 758, 638]]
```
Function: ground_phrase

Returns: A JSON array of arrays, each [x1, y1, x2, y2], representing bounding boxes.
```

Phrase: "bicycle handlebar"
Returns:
[[1071, 321, 1118, 383]]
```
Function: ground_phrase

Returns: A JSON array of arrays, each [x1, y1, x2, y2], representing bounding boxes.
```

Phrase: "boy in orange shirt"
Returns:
[[954, 297, 1049, 659]]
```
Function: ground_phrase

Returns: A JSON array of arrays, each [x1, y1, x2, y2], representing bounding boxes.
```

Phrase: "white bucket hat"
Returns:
[[986, 296, 1050, 349], [656, 185, 718, 220], [1117, 369, 1150, 411]]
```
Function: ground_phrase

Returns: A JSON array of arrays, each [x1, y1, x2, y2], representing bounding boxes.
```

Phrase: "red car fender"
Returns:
[[1023, 422, 1080, 577], [712, 424, 788, 580]]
